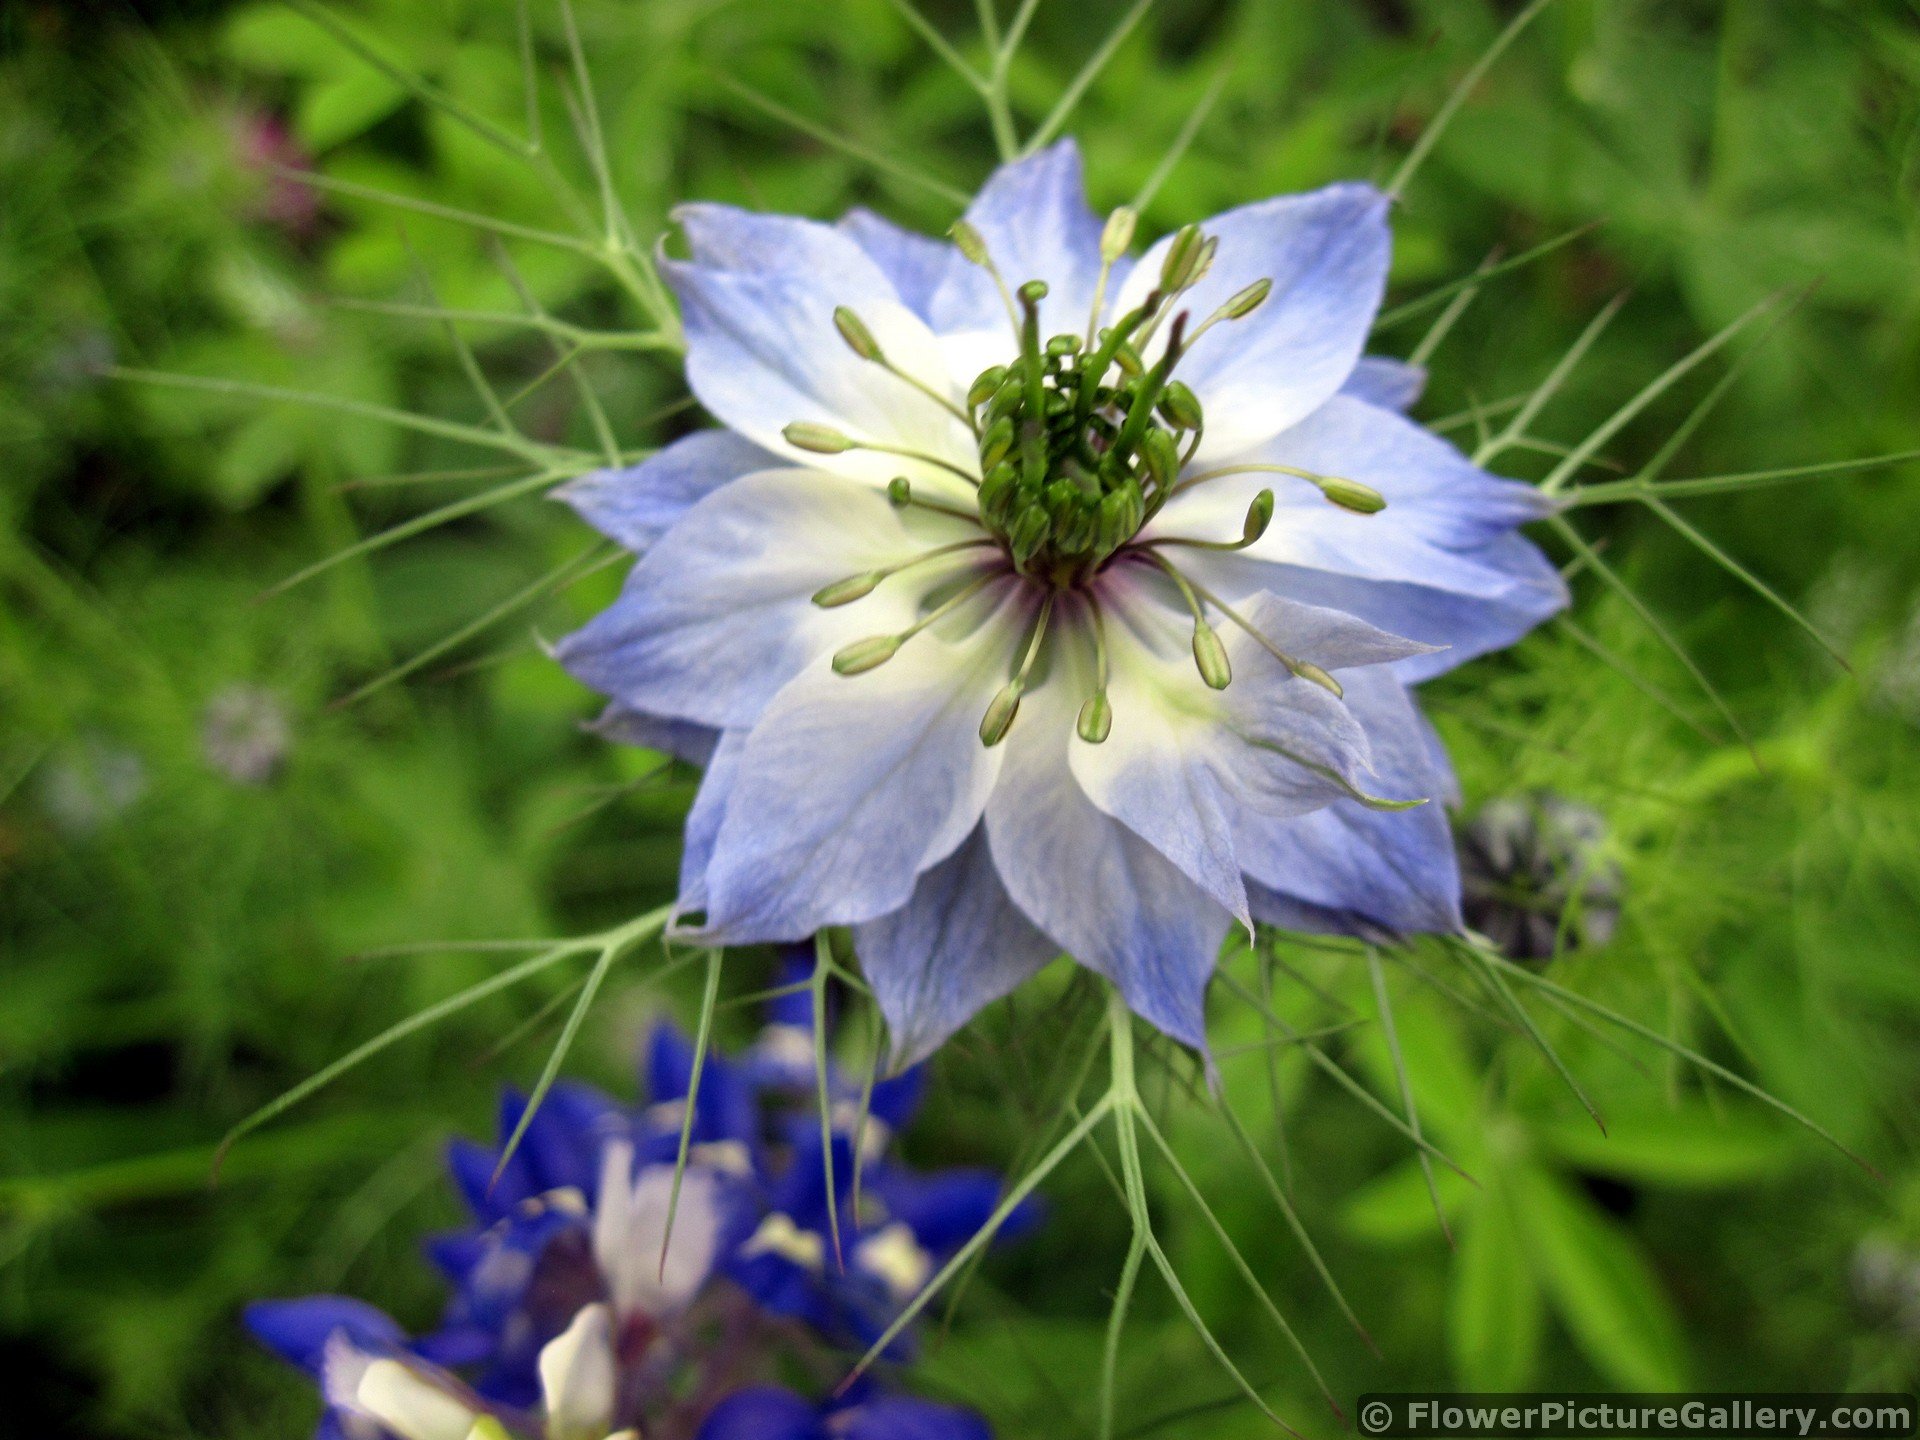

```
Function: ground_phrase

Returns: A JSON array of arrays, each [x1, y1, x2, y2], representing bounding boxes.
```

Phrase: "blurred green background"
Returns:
[[4, 0, 1920, 1436]]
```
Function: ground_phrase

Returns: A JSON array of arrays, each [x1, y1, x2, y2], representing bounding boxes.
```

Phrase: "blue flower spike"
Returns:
[[250, 992, 1033, 1440]]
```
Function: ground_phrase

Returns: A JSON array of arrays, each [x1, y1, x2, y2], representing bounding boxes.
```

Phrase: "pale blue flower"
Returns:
[[558, 141, 1565, 1063]]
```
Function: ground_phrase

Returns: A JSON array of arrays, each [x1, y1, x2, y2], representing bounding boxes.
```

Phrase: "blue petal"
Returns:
[[677, 731, 745, 912], [587, 701, 717, 768], [1249, 532, 1568, 684], [927, 139, 1106, 351], [696, 1386, 820, 1440], [445, 1135, 515, 1219], [244, 1296, 403, 1377], [854, 827, 1060, 1068], [868, 1065, 925, 1130], [839, 208, 952, 319], [555, 468, 974, 731], [1232, 669, 1463, 935], [769, 1123, 858, 1224], [692, 610, 1019, 944], [496, 1081, 623, 1196], [726, 1251, 836, 1334], [983, 658, 1231, 1051], [764, 945, 816, 1030], [1342, 355, 1426, 412], [1114, 183, 1391, 459], [836, 1395, 994, 1440], [1069, 586, 1429, 931], [555, 430, 779, 555], [409, 1322, 492, 1369], [872, 1166, 1039, 1253], [1160, 395, 1557, 602], [662, 215, 973, 489], [643, 1021, 759, 1148], [423, 1230, 482, 1282], [677, 202, 872, 275]]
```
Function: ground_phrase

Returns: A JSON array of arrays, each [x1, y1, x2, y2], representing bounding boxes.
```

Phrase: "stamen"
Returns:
[[1166, 461, 1387, 514], [832, 305, 977, 433], [885, 476, 981, 525], [979, 593, 1055, 747], [1075, 303, 1153, 423], [1148, 487, 1274, 551], [781, 422, 981, 488], [1183, 574, 1345, 698], [784, 421, 857, 454], [1158, 224, 1206, 292], [1016, 281, 1050, 489], [1106, 312, 1189, 475], [1132, 227, 1215, 352], [1139, 429, 1181, 494], [1085, 206, 1138, 349], [810, 540, 996, 608], [1145, 551, 1231, 690], [831, 634, 903, 675], [829, 570, 1004, 677], [1077, 596, 1114, 743], [950, 220, 1022, 335], [1180, 276, 1273, 348], [1157, 381, 1203, 432]]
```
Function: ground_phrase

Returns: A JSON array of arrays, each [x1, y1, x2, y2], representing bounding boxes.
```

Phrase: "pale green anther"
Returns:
[[980, 417, 1016, 470], [978, 683, 1023, 747], [886, 476, 912, 507], [1140, 428, 1181, 490], [1192, 235, 1220, 284], [1101, 207, 1138, 262], [784, 421, 855, 454], [812, 572, 883, 608], [1222, 277, 1273, 319], [832, 634, 903, 675], [1047, 334, 1082, 358], [1317, 475, 1388, 514], [967, 366, 1007, 410], [1159, 224, 1204, 291], [951, 220, 990, 266], [1192, 621, 1232, 689], [1243, 488, 1275, 544], [1291, 659, 1343, 697], [832, 306, 883, 362], [1017, 278, 1050, 306], [1077, 690, 1113, 744], [1158, 380, 1203, 430]]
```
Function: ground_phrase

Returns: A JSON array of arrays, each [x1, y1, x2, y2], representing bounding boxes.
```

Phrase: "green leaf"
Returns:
[[1353, 982, 1484, 1143], [297, 68, 409, 152], [1341, 1157, 1474, 1247], [1511, 1169, 1689, 1389], [1535, 1107, 1793, 1187], [1449, 1187, 1544, 1391]]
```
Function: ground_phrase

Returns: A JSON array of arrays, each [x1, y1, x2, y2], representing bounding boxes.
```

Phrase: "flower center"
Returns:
[[967, 299, 1178, 587], [961, 220, 1269, 590], [790, 211, 1389, 750]]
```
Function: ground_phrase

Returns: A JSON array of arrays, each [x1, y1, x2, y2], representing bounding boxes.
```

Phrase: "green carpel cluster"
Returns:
[[955, 224, 1270, 590]]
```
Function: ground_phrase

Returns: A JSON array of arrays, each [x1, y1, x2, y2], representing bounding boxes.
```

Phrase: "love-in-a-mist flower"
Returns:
[[558, 141, 1566, 1063]]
